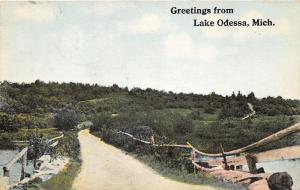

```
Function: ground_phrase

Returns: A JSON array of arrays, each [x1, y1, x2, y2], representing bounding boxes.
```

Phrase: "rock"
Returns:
[[267, 172, 293, 190]]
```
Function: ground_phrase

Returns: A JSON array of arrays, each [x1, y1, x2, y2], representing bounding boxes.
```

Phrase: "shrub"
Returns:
[[54, 108, 78, 131]]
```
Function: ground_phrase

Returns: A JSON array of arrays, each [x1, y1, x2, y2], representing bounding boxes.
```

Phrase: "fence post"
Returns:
[[220, 144, 229, 170], [151, 135, 155, 144], [191, 149, 196, 174], [3, 167, 9, 177], [246, 154, 257, 174], [20, 152, 27, 180]]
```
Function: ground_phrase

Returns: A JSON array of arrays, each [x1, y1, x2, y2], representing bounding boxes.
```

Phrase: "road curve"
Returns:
[[72, 129, 217, 190]]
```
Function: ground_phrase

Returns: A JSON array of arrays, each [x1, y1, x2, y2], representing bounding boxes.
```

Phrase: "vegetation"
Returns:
[[54, 108, 78, 131], [1, 80, 300, 188], [25, 131, 81, 190], [41, 161, 81, 190], [25, 161, 81, 190], [41, 131, 81, 190], [136, 154, 243, 190]]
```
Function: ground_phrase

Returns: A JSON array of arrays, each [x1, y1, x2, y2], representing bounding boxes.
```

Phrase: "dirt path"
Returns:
[[72, 129, 217, 190]]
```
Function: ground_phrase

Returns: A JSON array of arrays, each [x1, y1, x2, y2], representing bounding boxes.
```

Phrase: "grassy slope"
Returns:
[[84, 95, 299, 151], [4, 91, 299, 189], [87, 94, 299, 188]]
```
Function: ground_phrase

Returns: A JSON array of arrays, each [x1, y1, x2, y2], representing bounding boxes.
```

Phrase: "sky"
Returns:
[[0, 1, 299, 99]]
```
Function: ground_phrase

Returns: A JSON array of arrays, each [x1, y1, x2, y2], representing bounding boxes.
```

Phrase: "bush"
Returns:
[[204, 107, 216, 114], [0, 113, 20, 132], [187, 110, 202, 120], [54, 108, 78, 131]]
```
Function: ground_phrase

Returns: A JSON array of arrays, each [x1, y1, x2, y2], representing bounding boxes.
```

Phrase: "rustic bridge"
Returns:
[[118, 122, 300, 190], [1, 134, 64, 187], [2, 147, 28, 181]]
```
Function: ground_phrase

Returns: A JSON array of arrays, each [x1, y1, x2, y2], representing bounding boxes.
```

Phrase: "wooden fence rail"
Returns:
[[47, 134, 64, 143], [3, 147, 28, 180], [118, 122, 300, 157], [2, 134, 64, 182], [117, 131, 190, 148], [117, 123, 299, 189]]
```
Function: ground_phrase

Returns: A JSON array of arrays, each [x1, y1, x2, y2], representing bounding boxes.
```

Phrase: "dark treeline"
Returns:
[[1, 80, 299, 116]]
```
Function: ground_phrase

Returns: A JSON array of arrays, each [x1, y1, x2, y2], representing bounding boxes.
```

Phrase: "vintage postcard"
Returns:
[[0, 1, 299, 190]]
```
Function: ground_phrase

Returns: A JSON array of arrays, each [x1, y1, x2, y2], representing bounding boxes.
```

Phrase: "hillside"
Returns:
[[1, 80, 300, 151], [1, 80, 300, 188]]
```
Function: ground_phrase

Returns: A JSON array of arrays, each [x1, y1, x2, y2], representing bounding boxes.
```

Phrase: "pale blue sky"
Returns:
[[0, 1, 299, 99]]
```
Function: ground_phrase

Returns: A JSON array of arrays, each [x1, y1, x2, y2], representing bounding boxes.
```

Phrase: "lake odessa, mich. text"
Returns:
[[193, 18, 275, 27]]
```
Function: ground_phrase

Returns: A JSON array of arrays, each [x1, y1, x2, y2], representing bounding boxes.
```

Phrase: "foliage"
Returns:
[[0, 80, 299, 189], [54, 108, 78, 131], [0, 81, 299, 117], [54, 131, 81, 161], [1, 80, 298, 158], [28, 136, 51, 161], [0, 113, 20, 132]]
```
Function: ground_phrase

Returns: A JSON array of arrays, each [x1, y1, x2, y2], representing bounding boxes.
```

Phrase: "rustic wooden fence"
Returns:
[[118, 122, 300, 189], [2, 134, 64, 182]]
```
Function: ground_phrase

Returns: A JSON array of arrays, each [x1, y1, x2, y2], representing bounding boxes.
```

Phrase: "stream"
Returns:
[[258, 159, 300, 190], [0, 150, 34, 183]]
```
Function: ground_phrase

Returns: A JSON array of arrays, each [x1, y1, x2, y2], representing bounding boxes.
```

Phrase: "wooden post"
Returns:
[[3, 167, 9, 177], [150, 135, 155, 144], [236, 165, 243, 171], [191, 149, 196, 174], [220, 144, 229, 170], [20, 152, 27, 180], [191, 149, 195, 161], [246, 154, 257, 174]]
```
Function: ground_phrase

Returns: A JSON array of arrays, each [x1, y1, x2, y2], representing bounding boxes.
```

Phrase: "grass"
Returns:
[[292, 115, 300, 122], [134, 154, 244, 190], [26, 130, 82, 190], [41, 161, 80, 190], [0, 127, 61, 149], [42, 131, 81, 190], [0, 128, 59, 141], [78, 93, 132, 107], [167, 108, 193, 117]]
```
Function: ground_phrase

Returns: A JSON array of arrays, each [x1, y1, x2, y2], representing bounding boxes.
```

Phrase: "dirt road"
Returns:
[[72, 129, 217, 190]]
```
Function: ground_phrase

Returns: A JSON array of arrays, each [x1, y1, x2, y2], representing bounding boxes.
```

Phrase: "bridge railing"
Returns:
[[3, 147, 28, 180], [2, 134, 64, 181]]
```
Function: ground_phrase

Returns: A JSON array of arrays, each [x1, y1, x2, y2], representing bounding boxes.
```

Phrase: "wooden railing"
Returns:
[[2, 134, 64, 182], [117, 123, 300, 189], [118, 122, 300, 157], [3, 147, 28, 180]]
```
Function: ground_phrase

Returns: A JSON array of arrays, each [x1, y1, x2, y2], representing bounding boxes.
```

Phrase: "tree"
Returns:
[[0, 113, 19, 132], [54, 108, 78, 130], [247, 92, 256, 101]]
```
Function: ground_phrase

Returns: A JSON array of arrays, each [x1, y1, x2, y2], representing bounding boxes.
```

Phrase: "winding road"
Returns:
[[72, 129, 217, 190]]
